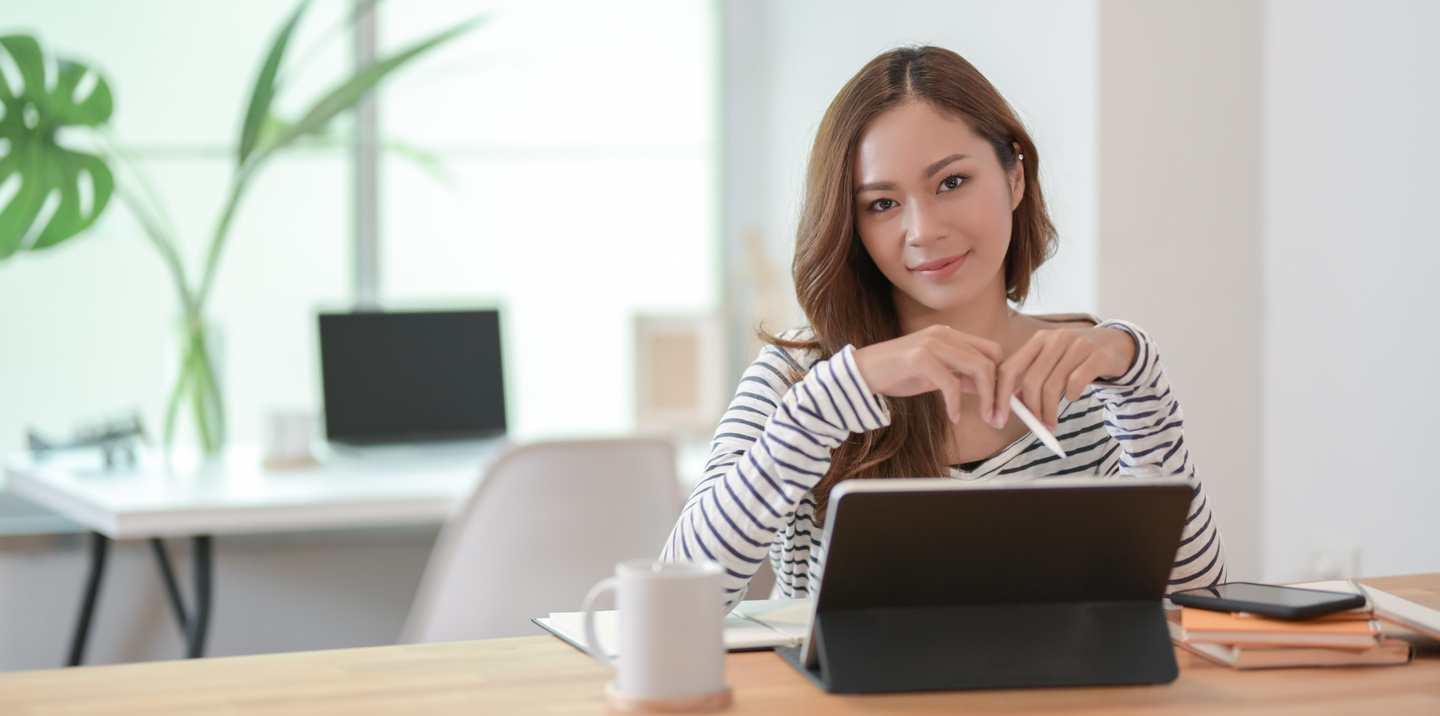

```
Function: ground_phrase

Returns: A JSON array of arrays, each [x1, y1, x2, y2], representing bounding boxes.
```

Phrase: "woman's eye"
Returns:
[[869, 198, 896, 212], [940, 175, 967, 191]]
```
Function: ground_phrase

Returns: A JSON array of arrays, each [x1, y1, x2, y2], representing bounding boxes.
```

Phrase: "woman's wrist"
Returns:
[[1091, 320, 1149, 386], [1097, 326, 1139, 380]]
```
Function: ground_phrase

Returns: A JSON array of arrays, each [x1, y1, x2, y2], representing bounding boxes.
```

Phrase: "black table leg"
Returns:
[[148, 535, 214, 659], [70, 533, 215, 666], [149, 538, 189, 633], [67, 532, 110, 667], [187, 535, 213, 658]]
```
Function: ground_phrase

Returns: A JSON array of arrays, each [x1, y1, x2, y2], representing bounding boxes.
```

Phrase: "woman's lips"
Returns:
[[911, 252, 968, 280]]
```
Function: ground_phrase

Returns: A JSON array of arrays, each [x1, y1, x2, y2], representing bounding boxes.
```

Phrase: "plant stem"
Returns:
[[94, 131, 198, 314], [99, 128, 234, 454], [164, 312, 227, 455], [97, 128, 186, 252], [190, 315, 227, 451], [162, 341, 192, 449], [196, 165, 255, 311], [113, 186, 197, 313]]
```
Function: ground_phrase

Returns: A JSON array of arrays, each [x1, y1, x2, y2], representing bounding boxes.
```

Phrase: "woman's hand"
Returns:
[[852, 325, 1004, 424], [993, 327, 1137, 431]]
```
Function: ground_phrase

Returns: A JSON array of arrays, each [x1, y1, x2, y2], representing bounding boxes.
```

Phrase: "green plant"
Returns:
[[0, 1, 481, 455], [0, 35, 114, 258]]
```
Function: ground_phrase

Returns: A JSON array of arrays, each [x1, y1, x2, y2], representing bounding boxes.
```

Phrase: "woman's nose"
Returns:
[[903, 198, 944, 247]]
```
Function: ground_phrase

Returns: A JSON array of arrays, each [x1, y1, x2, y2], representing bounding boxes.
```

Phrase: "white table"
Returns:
[[3, 441, 506, 666]]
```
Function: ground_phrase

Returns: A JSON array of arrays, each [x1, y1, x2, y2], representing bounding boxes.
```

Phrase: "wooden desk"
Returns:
[[1, 575, 1436, 716]]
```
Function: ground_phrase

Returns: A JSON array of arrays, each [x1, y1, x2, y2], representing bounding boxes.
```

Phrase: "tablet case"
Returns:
[[778, 478, 1194, 693]]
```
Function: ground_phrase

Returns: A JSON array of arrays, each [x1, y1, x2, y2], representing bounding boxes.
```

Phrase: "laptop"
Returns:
[[317, 309, 507, 446], [777, 476, 1194, 693]]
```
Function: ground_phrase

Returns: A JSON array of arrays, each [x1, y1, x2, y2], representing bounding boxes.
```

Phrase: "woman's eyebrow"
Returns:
[[923, 153, 969, 178], [855, 153, 972, 194]]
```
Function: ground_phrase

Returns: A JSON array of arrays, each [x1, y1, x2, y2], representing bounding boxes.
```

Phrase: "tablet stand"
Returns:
[[772, 478, 1196, 694], [777, 601, 1177, 693]]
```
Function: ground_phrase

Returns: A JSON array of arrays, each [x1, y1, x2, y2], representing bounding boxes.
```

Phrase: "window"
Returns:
[[0, 0, 719, 453]]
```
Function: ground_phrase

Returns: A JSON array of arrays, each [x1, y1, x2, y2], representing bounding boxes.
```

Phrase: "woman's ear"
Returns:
[[1010, 141, 1026, 211]]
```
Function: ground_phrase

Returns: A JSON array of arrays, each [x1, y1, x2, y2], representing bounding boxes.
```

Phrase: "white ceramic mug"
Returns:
[[581, 559, 728, 705], [262, 410, 316, 468]]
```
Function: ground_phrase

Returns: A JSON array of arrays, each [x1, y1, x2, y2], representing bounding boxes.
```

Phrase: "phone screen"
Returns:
[[1187, 583, 1354, 608]]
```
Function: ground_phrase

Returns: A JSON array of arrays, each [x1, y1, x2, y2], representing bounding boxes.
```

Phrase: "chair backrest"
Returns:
[[400, 437, 683, 643]]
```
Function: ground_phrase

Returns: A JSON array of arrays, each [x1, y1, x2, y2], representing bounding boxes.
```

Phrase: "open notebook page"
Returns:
[[534, 598, 812, 658]]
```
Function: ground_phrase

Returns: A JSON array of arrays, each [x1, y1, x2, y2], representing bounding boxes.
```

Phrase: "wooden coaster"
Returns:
[[262, 455, 320, 471], [604, 682, 732, 712]]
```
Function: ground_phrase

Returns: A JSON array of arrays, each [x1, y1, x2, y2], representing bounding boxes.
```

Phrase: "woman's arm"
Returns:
[[1091, 320, 1227, 591], [661, 337, 889, 602]]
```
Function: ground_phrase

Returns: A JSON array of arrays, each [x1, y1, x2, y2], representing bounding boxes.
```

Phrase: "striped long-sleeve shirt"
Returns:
[[661, 318, 1227, 601]]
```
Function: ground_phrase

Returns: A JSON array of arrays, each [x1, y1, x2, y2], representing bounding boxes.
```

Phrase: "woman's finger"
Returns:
[[994, 336, 1044, 426], [958, 373, 979, 395], [936, 348, 996, 424], [918, 353, 966, 422], [855, 328, 1006, 424], [1043, 340, 1091, 430], [918, 328, 998, 421], [1019, 332, 1068, 428], [955, 331, 1004, 366], [1067, 351, 1109, 403]]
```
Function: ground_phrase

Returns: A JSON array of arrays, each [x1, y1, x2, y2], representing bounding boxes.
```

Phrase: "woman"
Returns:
[[662, 46, 1226, 601]]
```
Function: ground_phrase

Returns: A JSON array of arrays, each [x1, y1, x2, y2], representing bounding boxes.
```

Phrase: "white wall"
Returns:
[[1262, 0, 1440, 580], [1099, 0, 1440, 582], [721, 0, 1099, 376], [1097, 0, 1264, 580]]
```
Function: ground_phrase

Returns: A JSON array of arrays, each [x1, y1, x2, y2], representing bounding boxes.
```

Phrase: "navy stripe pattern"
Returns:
[[661, 321, 1227, 603]]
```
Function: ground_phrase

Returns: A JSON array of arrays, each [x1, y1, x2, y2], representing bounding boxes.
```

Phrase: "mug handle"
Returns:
[[581, 576, 619, 669]]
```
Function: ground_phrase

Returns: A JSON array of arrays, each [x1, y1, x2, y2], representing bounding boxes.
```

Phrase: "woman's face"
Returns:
[[853, 101, 1024, 318]]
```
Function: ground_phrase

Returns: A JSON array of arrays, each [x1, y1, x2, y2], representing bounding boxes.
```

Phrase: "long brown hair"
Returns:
[[771, 45, 1057, 522]]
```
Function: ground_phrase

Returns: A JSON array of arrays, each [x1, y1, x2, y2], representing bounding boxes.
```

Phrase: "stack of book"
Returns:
[[1169, 606, 1413, 669]]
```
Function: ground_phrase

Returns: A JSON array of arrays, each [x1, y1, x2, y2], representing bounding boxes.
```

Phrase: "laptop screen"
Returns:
[[317, 310, 506, 445]]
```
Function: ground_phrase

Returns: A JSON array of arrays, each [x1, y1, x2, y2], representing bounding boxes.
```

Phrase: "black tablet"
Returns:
[[788, 476, 1195, 692]]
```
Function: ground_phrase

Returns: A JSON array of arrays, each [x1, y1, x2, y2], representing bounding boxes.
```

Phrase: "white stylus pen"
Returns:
[[1009, 395, 1068, 459]]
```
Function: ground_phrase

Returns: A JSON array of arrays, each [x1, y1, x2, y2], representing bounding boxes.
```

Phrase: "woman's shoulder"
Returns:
[[1024, 312, 1154, 337], [751, 327, 824, 376], [1026, 312, 1102, 328], [773, 326, 819, 344]]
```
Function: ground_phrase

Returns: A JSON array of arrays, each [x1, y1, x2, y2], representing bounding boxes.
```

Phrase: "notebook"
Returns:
[[1293, 580, 1440, 643], [533, 599, 812, 657], [1167, 621, 1412, 669], [1177, 606, 1381, 648]]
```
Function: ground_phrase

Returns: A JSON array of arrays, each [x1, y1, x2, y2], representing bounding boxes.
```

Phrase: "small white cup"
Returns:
[[262, 410, 317, 469], [582, 559, 731, 711]]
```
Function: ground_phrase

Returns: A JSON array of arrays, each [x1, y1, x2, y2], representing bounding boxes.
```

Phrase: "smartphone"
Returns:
[[1169, 582, 1367, 620]]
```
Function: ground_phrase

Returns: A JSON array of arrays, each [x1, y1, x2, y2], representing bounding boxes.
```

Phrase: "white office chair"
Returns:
[[400, 437, 685, 643]]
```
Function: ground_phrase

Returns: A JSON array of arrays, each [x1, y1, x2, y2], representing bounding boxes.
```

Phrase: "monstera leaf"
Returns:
[[0, 34, 114, 259]]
